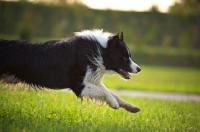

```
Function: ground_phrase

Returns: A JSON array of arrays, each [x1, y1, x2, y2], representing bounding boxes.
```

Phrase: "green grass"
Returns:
[[0, 88, 200, 132], [104, 65, 200, 94]]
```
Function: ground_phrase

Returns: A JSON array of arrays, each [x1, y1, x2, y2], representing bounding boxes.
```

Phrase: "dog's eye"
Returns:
[[123, 57, 128, 61]]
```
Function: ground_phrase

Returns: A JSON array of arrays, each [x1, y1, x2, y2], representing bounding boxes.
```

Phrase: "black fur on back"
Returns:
[[0, 36, 103, 96]]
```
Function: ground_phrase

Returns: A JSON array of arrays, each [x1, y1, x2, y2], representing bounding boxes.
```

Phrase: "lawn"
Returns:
[[0, 88, 200, 132], [104, 65, 200, 94]]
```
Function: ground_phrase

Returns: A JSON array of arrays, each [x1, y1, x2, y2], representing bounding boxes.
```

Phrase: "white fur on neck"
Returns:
[[75, 29, 112, 48]]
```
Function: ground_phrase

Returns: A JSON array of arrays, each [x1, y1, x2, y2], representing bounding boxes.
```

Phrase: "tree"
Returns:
[[169, 0, 200, 16], [169, 0, 200, 48]]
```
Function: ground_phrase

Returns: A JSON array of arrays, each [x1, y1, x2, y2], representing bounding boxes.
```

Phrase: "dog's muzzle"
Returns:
[[130, 59, 141, 73]]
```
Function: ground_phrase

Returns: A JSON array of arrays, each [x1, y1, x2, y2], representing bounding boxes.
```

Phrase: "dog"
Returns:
[[0, 29, 141, 113]]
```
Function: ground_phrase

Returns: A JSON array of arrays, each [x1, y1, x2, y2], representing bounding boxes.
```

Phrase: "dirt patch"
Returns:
[[111, 90, 200, 102]]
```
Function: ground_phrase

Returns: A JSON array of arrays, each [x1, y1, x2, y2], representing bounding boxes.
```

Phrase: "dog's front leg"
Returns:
[[110, 92, 141, 113], [81, 83, 120, 109], [99, 84, 140, 113]]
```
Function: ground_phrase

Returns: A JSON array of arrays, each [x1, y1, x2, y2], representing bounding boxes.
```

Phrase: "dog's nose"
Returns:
[[136, 67, 141, 72]]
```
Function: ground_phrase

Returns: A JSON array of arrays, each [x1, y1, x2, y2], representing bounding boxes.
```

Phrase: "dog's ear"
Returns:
[[107, 34, 119, 49], [111, 33, 119, 41], [120, 32, 123, 41]]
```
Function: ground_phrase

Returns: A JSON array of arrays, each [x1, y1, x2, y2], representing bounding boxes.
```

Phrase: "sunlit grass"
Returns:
[[0, 88, 199, 132], [104, 65, 200, 94]]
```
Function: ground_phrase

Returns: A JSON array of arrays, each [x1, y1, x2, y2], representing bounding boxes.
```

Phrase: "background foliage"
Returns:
[[0, 1, 199, 67]]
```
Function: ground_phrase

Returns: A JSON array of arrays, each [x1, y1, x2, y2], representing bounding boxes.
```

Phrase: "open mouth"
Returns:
[[118, 68, 131, 80]]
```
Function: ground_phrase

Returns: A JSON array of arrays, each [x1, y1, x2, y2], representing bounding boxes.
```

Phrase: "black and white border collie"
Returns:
[[0, 29, 141, 113]]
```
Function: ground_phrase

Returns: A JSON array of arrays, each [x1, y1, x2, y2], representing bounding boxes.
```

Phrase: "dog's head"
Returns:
[[103, 32, 141, 79]]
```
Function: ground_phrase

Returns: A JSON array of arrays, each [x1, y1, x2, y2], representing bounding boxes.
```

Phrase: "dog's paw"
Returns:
[[109, 101, 120, 109], [106, 97, 120, 109], [128, 106, 141, 113], [121, 103, 141, 113]]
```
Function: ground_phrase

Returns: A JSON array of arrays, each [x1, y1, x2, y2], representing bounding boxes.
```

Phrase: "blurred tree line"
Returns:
[[0, 1, 199, 67], [0, 1, 199, 48]]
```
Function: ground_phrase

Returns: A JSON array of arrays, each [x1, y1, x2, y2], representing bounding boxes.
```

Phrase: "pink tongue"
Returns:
[[121, 69, 131, 79]]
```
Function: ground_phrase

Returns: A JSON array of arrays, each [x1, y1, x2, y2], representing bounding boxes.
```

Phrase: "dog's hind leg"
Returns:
[[109, 92, 141, 113], [0, 74, 21, 84], [81, 83, 120, 109]]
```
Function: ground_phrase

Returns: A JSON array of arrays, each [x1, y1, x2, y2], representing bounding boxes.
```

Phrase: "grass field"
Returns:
[[0, 88, 200, 132], [1, 34, 199, 131], [104, 65, 200, 94], [0, 65, 200, 131]]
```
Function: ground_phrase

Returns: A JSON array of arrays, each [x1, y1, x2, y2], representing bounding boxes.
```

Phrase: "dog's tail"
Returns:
[[0, 40, 9, 83], [0, 39, 26, 84], [0, 39, 7, 71]]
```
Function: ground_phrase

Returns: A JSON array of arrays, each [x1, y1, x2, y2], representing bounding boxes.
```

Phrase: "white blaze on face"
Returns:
[[125, 45, 140, 73], [129, 58, 140, 73]]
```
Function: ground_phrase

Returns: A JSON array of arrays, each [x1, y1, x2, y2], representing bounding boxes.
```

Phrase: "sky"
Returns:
[[81, 0, 178, 12], [8, 0, 178, 13]]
